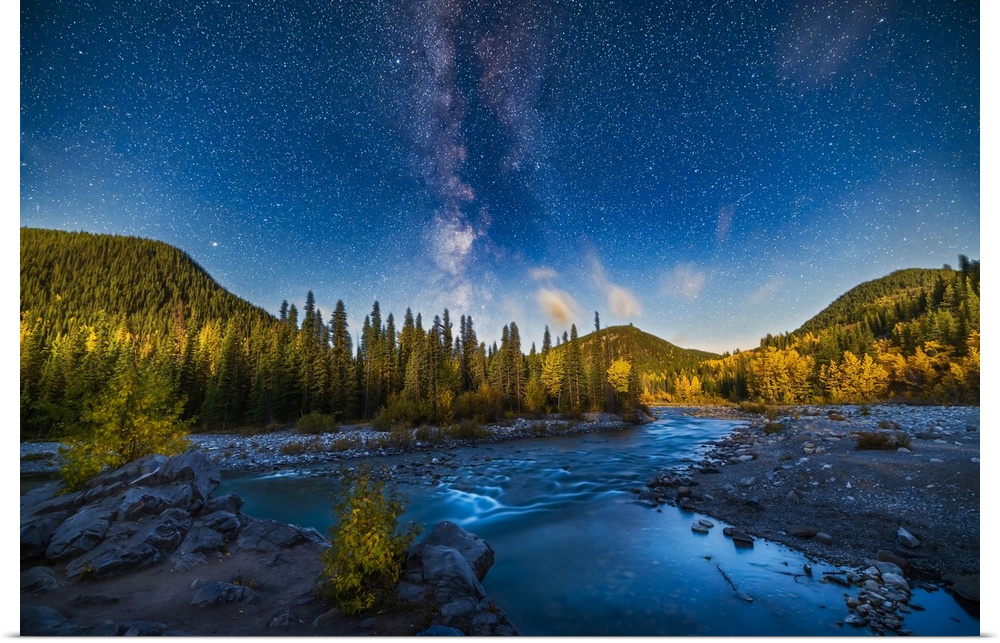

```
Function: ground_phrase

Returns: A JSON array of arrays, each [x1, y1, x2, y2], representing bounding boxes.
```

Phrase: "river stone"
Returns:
[[874, 560, 905, 577], [407, 544, 486, 604], [203, 492, 245, 515], [116, 485, 194, 522], [237, 517, 325, 551], [150, 450, 221, 511], [815, 532, 833, 545], [844, 614, 868, 627], [417, 521, 496, 582], [691, 522, 709, 534], [876, 551, 911, 572], [787, 525, 818, 538], [897, 527, 920, 548]]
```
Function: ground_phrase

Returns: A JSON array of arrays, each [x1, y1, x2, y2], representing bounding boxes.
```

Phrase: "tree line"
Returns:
[[20, 293, 646, 440]]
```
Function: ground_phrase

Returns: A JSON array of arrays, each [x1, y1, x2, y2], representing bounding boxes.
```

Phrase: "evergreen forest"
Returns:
[[20, 228, 980, 443]]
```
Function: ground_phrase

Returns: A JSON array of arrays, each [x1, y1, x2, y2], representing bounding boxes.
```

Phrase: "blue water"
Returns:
[[216, 409, 979, 636]]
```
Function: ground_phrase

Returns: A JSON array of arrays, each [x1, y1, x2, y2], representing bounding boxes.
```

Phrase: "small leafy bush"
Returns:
[[877, 419, 901, 431], [415, 425, 444, 443], [763, 422, 784, 434], [329, 435, 362, 451], [444, 419, 488, 440], [827, 410, 847, 422], [855, 431, 911, 451], [372, 396, 433, 430], [859, 405, 872, 416], [320, 465, 420, 615], [296, 412, 337, 435], [739, 401, 769, 415]]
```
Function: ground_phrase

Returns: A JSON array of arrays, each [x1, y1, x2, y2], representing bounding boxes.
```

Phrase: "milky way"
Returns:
[[20, 0, 980, 352]]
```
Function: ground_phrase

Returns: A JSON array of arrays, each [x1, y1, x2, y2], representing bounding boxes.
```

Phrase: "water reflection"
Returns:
[[217, 410, 978, 636]]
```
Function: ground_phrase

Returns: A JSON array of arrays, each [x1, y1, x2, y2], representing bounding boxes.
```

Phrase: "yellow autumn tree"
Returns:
[[820, 351, 888, 403]]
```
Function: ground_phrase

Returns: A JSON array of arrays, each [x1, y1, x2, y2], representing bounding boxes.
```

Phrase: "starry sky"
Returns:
[[20, 0, 980, 354]]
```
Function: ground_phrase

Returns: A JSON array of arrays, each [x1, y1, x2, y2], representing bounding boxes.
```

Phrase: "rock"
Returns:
[[44, 501, 116, 561], [874, 560, 905, 577], [190, 581, 261, 607], [150, 450, 221, 511], [405, 544, 486, 603], [269, 608, 297, 627], [785, 490, 800, 502], [691, 522, 709, 534], [21, 512, 70, 561], [20, 566, 60, 594], [203, 492, 245, 515], [944, 574, 979, 602], [844, 614, 868, 627], [697, 518, 714, 528], [237, 517, 325, 552], [882, 572, 910, 593], [65, 508, 193, 580], [20, 606, 83, 636], [897, 527, 920, 548], [738, 476, 755, 487], [416, 522, 495, 582], [876, 550, 911, 572], [815, 532, 833, 545], [417, 625, 465, 635], [786, 525, 818, 538], [73, 594, 119, 606]]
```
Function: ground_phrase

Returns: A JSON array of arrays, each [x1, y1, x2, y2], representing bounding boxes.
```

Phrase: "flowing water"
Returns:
[[212, 410, 977, 635]]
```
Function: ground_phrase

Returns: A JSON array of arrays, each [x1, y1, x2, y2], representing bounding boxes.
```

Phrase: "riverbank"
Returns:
[[20, 412, 642, 476], [640, 403, 980, 629]]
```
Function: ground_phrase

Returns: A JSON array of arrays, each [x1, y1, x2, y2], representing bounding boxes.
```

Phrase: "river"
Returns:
[[216, 408, 977, 636]]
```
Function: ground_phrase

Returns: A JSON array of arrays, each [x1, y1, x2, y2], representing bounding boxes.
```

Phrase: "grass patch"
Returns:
[[330, 435, 363, 452], [415, 425, 444, 443], [827, 410, 847, 421], [855, 431, 911, 451], [877, 419, 901, 431], [444, 419, 488, 440], [279, 436, 325, 455]]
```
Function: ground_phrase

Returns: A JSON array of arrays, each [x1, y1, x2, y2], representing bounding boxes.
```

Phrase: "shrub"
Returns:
[[320, 465, 420, 615], [827, 410, 847, 422], [452, 384, 502, 423], [763, 422, 784, 434], [415, 425, 444, 443], [877, 419, 901, 431], [372, 396, 433, 430], [444, 419, 488, 440], [764, 407, 778, 421], [859, 405, 872, 416], [739, 401, 769, 415], [296, 412, 337, 435], [855, 431, 911, 451], [330, 435, 362, 451]]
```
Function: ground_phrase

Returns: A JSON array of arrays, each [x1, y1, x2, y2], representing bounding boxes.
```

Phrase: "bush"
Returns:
[[415, 425, 444, 443], [372, 396, 433, 430], [855, 431, 911, 451], [296, 412, 337, 435], [739, 401, 769, 415], [763, 422, 784, 434], [444, 419, 488, 440], [827, 410, 847, 421], [320, 465, 420, 615], [453, 384, 502, 423], [877, 419, 901, 431]]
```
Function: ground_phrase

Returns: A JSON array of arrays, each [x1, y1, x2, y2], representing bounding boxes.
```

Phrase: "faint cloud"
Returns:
[[661, 264, 706, 300], [749, 277, 786, 304], [529, 266, 558, 281], [428, 209, 483, 276], [589, 253, 642, 319], [536, 288, 579, 326]]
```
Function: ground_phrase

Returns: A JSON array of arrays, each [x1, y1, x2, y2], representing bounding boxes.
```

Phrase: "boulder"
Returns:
[[237, 517, 325, 551], [405, 544, 486, 603], [786, 525, 818, 538], [21, 512, 69, 561], [151, 450, 221, 510], [20, 606, 83, 636], [416, 521, 495, 582], [881, 572, 910, 593], [815, 532, 833, 545], [876, 550, 911, 572], [44, 501, 117, 561]]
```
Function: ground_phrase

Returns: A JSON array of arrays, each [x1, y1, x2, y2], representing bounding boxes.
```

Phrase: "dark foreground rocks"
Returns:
[[20, 451, 517, 636]]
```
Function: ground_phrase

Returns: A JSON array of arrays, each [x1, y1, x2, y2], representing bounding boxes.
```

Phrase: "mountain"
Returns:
[[574, 324, 718, 376], [20, 227, 274, 336]]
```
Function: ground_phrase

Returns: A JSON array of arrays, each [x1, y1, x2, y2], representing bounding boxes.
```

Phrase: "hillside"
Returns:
[[794, 263, 979, 339], [574, 324, 718, 376], [20, 227, 274, 335]]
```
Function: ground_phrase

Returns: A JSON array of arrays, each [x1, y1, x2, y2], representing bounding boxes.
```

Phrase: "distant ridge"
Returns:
[[574, 324, 719, 376]]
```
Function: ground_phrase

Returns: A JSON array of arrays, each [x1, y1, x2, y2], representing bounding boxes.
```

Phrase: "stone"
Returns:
[[21, 512, 70, 561], [691, 522, 709, 534], [44, 501, 117, 561], [190, 581, 261, 607], [785, 490, 800, 502], [844, 614, 868, 627], [786, 525, 818, 538], [874, 560, 905, 577], [697, 518, 714, 528], [876, 550, 911, 572], [815, 532, 833, 545], [897, 527, 920, 548], [881, 573, 910, 594], [405, 544, 485, 603], [269, 608, 297, 627], [203, 492, 244, 515], [237, 517, 325, 552], [20, 566, 60, 594], [738, 476, 755, 487]]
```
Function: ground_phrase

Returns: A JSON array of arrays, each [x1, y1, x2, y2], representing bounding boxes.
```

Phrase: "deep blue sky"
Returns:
[[20, 0, 980, 353]]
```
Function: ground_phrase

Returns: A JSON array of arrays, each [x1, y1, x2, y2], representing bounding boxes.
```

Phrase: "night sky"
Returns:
[[20, 0, 980, 353]]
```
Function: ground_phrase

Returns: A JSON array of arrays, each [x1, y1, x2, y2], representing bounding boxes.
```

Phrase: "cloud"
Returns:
[[589, 253, 642, 319], [749, 277, 786, 304], [536, 288, 579, 327], [529, 266, 557, 281], [661, 264, 706, 300]]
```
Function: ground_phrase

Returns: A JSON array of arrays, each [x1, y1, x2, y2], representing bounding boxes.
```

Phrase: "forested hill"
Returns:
[[574, 324, 718, 375], [20, 227, 274, 335], [794, 263, 980, 340]]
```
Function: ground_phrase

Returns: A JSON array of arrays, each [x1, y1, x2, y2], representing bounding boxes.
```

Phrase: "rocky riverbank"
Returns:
[[20, 451, 519, 636], [639, 404, 980, 635], [20, 413, 642, 476]]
